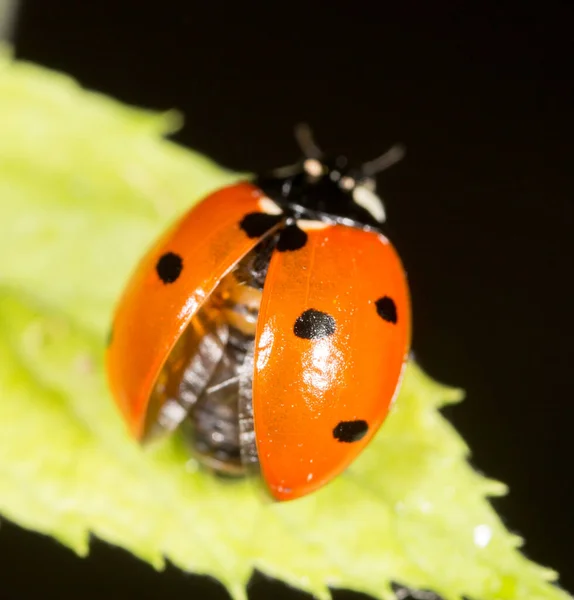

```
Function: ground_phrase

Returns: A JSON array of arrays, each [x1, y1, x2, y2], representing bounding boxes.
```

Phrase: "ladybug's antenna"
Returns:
[[361, 144, 406, 177], [294, 123, 323, 159]]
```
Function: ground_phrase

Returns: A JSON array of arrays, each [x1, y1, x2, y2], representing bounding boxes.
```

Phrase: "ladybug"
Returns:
[[106, 125, 411, 501]]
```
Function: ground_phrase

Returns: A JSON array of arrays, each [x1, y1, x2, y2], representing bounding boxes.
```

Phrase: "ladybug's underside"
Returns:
[[148, 240, 273, 477]]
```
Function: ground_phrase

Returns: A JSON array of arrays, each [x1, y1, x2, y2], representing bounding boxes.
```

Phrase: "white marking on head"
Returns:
[[258, 196, 282, 215], [297, 219, 330, 231], [340, 176, 355, 190], [303, 158, 323, 178], [353, 185, 386, 222], [362, 177, 376, 191]]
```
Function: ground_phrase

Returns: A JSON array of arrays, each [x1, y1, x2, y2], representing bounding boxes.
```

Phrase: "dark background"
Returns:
[[2, 2, 572, 599]]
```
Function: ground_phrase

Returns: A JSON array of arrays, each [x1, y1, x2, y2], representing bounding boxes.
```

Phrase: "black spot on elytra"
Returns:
[[239, 212, 283, 238], [333, 420, 369, 443], [276, 223, 308, 252], [156, 252, 183, 284], [375, 296, 397, 324], [293, 309, 336, 340]]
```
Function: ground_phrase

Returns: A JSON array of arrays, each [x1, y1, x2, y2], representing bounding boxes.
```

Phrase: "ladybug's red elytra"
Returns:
[[106, 125, 411, 501]]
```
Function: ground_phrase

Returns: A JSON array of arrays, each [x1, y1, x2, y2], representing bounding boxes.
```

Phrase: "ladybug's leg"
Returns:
[[181, 239, 274, 477], [145, 311, 228, 441], [182, 327, 252, 477], [148, 238, 275, 478], [238, 340, 258, 473]]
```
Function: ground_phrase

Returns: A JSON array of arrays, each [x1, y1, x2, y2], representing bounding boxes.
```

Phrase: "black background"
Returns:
[[2, 2, 573, 599]]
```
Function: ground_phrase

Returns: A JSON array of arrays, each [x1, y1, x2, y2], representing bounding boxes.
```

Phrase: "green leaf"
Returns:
[[0, 48, 568, 600]]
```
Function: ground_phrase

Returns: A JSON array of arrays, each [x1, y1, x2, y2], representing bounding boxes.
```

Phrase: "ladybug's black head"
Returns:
[[254, 124, 404, 231]]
